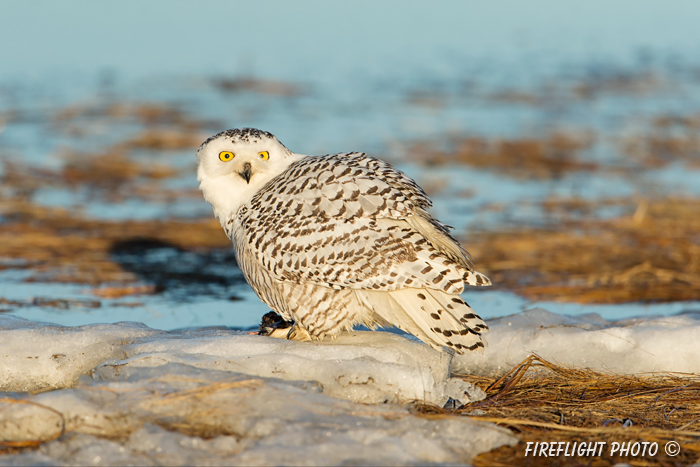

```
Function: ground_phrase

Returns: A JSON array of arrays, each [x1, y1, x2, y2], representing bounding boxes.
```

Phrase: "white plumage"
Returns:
[[197, 128, 491, 353]]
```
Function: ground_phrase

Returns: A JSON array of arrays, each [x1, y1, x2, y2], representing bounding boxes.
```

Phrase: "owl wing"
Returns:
[[237, 153, 490, 294]]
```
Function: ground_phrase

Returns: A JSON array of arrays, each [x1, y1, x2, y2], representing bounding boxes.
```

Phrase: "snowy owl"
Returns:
[[197, 128, 491, 353]]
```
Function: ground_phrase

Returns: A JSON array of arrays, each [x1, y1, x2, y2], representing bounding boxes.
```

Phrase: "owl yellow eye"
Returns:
[[219, 151, 234, 162], [258, 151, 270, 161]]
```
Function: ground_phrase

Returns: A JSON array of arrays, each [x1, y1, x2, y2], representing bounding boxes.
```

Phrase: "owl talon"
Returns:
[[286, 324, 312, 342], [257, 312, 312, 342]]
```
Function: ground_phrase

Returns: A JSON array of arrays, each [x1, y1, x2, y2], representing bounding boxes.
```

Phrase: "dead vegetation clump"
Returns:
[[0, 161, 64, 201], [622, 113, 700, 167], [2, 100, 213, 202], [0, 155, 198, 203], [415, 356, 700, 466], [469, 197, 700, 303], [62, 152, 177, 189], [409, 132, 599, 179], [213, 77, 302, 96], [53, 102, 204, 129], [0, 297, 101, 312], [113, 129, 208, 151], [0, 199, 231, 287], [463, 67, 667, 109], [572, 70, 665, 100], [487, 89, 545, 106], [51, 101, 212, 151]]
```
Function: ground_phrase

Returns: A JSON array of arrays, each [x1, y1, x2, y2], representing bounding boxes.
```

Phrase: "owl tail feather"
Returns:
[[362, 288, 488, 354]]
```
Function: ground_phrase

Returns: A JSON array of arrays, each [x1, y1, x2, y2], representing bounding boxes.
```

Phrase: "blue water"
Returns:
[[1, 1, 700, 329]]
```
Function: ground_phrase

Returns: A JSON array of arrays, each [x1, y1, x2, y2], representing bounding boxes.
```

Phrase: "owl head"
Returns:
[[197, 128, 303, 220]]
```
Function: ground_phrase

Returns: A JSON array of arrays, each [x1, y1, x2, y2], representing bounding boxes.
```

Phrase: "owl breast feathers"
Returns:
[[197, 129, 491, 354]]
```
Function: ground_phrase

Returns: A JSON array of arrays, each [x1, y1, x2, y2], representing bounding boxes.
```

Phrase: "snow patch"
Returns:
[[454, 308, 700, 375]]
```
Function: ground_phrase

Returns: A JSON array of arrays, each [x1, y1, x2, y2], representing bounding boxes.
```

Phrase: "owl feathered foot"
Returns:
[[258, 311, 312, 341], [285, 323, 312, 341]]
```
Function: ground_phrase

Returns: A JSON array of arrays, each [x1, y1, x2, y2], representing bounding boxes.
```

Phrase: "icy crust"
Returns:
[[0, 365, 517, 466], [454, 308, 700, 375], [0, 315, 518, 464], [4, 309, 698, 465], [0, 316, 480, 405], [0, 316, 160, 392], [104, 330, 480, 405]]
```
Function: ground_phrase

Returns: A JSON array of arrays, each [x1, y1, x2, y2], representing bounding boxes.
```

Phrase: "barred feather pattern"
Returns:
[[221, 151, 491, 353]]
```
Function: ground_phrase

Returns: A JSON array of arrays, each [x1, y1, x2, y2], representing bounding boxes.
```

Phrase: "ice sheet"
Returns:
[[454, 308, 700, 375], [3, 309, 699, 465], [0, 316, 480, 406], [1, 359, 516, 466], [99, 330, 469, 405], [0, 316, 160, 392]]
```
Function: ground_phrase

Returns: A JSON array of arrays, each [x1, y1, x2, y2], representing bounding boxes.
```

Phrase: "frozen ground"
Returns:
[[0, 315, 512, 466], [2, 309, 699, 465], [0, 371, 513, 466]]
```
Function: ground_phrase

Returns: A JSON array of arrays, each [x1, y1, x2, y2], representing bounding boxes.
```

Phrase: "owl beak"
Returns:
[[238, 162, 252, 184]]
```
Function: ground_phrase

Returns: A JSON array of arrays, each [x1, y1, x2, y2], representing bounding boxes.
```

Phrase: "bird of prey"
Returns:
[[197, 128, 491, 353]]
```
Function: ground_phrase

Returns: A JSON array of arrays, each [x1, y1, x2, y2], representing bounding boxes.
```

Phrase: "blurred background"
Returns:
[[1, 0, 699, 329]]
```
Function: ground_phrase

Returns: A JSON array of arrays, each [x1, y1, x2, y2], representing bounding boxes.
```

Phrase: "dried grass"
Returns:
[[470, 197, 700, 303], [213, 77, 302, 96], [53, 102, 204, 129], [622, 113, 700, 168], [89, 285, 159, 298], [49, 101, 212, 153], [0, 199, 229, 286], [62, 152, 178, 186], [572, 71, 664, 100], [472, 68, 665, 110], [409, 132, 598, 179], [2, 195, 698, 304], [113, 129, 209, 151], [4, 361, 698, 465], [1, 156, 197, 203], [2, 100, 209, 203], [412, 355, 700, 466]]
